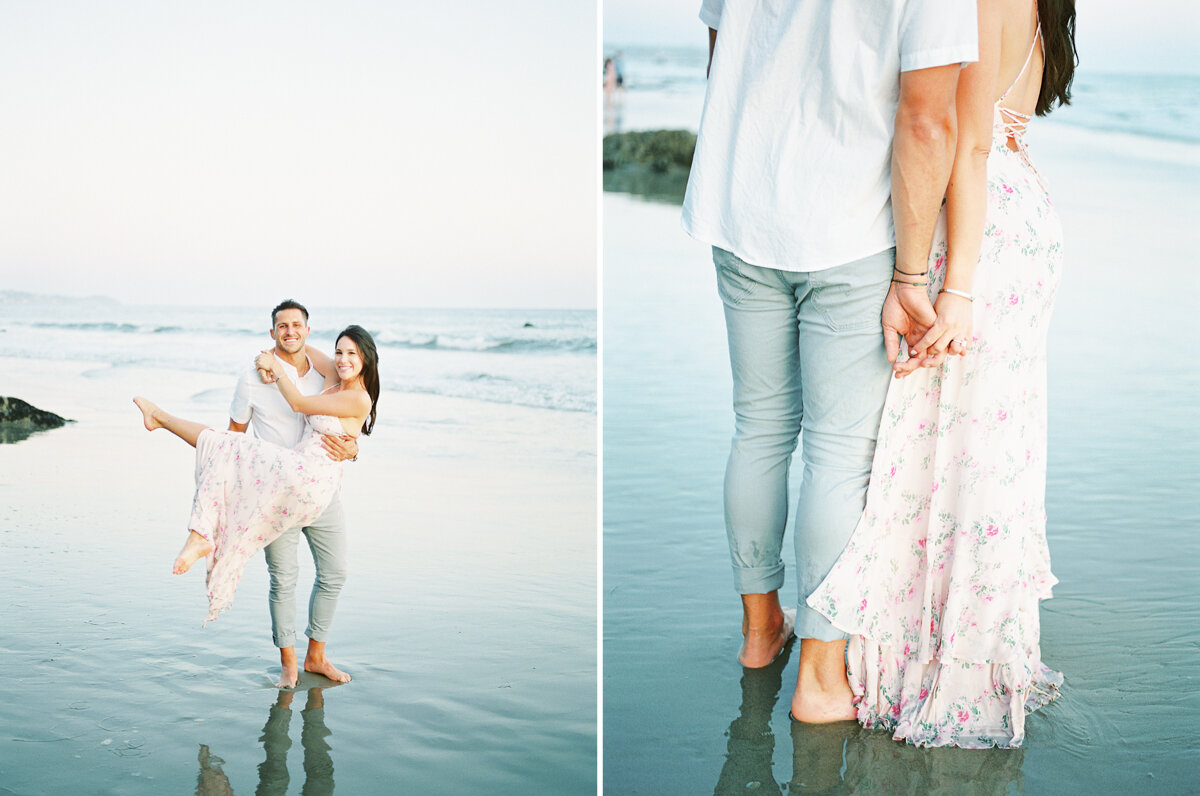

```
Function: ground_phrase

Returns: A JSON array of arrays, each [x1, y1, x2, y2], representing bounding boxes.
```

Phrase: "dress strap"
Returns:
[[996, 11, 1043, 142], [998, 7, 1042, 104]]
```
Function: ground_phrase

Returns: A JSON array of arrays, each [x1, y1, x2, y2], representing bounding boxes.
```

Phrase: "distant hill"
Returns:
[[0, 290, 119, 306]]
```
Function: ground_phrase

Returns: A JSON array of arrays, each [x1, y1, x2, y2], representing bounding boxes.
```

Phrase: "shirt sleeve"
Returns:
[[899, 0, 979, 72], [699, 0, 724, 30], [229, 369, 254, 425]]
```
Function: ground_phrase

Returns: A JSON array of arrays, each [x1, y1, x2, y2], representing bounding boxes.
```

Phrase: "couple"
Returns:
[[683, 0, 1077, 747], [134, 300, 379, 688]]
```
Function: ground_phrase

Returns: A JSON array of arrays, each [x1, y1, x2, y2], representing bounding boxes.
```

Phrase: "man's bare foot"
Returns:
[[276, 647, 300, 689], [790, 639, 858, 723], [172, 531, 213, 574], [739, 605, 796, 668], [277, 663, 299, 689], [133, 397, 164, 431], [304, 656, 351, 683]]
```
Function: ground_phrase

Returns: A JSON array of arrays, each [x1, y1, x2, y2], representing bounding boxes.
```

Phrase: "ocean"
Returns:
[[0, 296, 596, 415], [604, 44, 1200, 146]]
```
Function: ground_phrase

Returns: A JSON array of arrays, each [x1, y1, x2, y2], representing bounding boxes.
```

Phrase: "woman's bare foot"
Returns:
[[173, 531, 213, 574], [790, 639, 858, 723], [133, 397, 164, 431]]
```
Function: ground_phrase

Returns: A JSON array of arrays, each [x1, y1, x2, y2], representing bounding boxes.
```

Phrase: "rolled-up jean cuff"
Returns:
[[795, 605, 850, 642], [732, 563, 786, 595]]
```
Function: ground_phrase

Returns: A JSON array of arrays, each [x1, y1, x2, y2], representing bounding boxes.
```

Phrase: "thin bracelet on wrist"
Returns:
[[940, 288, 975, 302]]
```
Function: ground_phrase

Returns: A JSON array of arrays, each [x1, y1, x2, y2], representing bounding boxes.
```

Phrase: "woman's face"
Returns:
[[334, 337, 364, 381]]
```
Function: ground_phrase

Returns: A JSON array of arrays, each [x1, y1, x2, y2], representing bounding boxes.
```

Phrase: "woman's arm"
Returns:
[[256, 352, 370, 420], [304, 345, 339, 391], [907, 0, 1001, 367]]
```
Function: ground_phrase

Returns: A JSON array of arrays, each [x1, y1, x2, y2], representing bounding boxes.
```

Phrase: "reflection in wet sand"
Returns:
[[712, 646, 1026, 796], [195, 688, 335, 796]]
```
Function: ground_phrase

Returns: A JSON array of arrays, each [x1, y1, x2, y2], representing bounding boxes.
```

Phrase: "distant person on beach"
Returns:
[[681, 0, 977, 722], [604, 57, 619, 106], [808, 0, 1078, 748], [133, 311, 378, 688]]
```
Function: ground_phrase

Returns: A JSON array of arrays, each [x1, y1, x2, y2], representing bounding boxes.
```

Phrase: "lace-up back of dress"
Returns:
[[996, 16, 1042, 147]]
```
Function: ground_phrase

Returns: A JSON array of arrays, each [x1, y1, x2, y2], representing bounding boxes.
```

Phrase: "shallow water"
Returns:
[[0, 371, 596, 794], [602, 124, 1200, 794]]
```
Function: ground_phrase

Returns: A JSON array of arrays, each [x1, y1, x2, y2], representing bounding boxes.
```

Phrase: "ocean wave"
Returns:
[[32, 321, 142, 333], [375, 332, 597, 354]]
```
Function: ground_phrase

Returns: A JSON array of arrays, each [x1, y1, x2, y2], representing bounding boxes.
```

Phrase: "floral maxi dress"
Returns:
[[806, 67, 1064, 748], [188, 415, 345, 623]]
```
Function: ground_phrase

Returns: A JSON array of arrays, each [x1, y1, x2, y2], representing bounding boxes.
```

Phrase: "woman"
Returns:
[[134, 325, 379, 623], [807, 0, 1077, 748]]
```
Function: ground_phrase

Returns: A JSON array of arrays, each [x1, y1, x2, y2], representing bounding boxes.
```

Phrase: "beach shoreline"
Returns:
[[0, 355, 597, 794]]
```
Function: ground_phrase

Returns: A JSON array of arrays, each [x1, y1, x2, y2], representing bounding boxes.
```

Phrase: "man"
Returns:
[[229, 299, 357, 687], [681, 1, 978, 721]]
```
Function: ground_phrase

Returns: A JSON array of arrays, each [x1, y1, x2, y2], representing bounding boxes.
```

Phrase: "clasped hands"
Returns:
[[253, 350, 358, 463], [882, 283, 973, 378]]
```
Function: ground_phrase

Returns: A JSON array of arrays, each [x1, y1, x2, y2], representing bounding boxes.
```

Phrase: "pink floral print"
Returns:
[[808, 106, 1064, 748], [188, 415, 345, 622]]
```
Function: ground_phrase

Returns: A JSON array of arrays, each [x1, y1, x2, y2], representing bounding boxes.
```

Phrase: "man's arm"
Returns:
[[321, 433, 359, 462], [905, 0, 999, 369], [228, 419, 248, 432], [882, 63, 962, 371]]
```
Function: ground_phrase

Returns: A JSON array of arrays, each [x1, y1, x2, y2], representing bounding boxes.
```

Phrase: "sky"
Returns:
[[604, 0, 1200, 75], [0, 1, 598, 309]]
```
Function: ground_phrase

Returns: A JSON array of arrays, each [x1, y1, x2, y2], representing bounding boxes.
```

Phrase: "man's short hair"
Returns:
[[271, 299, 309, 326]]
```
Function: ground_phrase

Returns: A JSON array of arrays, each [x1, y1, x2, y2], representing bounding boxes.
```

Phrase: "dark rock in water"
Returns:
[[603, 130, 698, 205], [0, 396, 72, 444], [523, 322, 535, 328]]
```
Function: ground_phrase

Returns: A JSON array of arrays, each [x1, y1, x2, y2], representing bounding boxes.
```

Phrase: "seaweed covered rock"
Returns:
[[0, 396, 71, 444], [603, 130, 697, 204]]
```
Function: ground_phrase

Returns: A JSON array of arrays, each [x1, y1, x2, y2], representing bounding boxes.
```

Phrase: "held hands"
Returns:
[[892, 291, 974, 377], [882, 281, 937, 372]]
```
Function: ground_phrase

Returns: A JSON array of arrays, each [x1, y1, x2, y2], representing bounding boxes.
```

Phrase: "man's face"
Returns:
[[270, 309, 310, 355]]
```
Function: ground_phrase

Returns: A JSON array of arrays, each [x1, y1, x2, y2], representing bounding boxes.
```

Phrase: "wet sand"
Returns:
[[602, 122, 1200, 793], [0, 358, 596, 794]]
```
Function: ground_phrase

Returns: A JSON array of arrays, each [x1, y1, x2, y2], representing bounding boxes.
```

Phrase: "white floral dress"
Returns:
[[807, 38, 1063, 749], [188, 415, 345, 623]]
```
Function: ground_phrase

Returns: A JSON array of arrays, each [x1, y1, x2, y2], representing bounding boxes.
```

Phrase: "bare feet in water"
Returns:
[[739, 605, 797, 668], [133, 397, 164, 431], [173, 530, 213, 575], [790, 639, 858, 723], [278, 648, 300, 689], [305, 639, 351, 684]]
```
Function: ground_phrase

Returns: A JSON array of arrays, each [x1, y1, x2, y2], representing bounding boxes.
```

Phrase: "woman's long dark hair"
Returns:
[[1036, 0, 1077, 116], [336, 325, 379, 436]]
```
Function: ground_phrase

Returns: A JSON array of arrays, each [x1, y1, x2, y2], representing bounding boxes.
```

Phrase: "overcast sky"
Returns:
[[605, 0, 1200, 75], [0, 1, 598, 309]]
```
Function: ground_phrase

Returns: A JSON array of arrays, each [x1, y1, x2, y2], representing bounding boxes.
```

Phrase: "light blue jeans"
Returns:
[[263, 494, 348, 648], [714, 246, 894, 641]]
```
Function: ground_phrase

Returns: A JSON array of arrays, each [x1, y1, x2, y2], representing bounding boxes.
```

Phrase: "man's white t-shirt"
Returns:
[[229, 356, 327, 449], [681, 0, 979, 272]]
